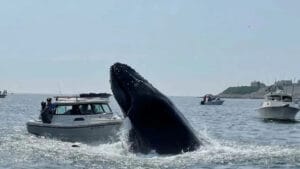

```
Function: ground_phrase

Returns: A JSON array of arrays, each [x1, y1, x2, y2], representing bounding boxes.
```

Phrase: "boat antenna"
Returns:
[[291, 78, 295, 97], [57, 82, 62, 95]]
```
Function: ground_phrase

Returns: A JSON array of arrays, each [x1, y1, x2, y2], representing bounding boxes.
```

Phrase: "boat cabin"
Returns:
[[53, 93, 113, 115], [39, 93, 118, 124], [266, 94, 293, 102]]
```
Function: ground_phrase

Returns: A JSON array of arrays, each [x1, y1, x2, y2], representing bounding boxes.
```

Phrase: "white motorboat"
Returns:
[[200, 94, 224, 105], [26, 93, 123, 143], [257, 91, 299, 121], [0, 90, 7, 98]]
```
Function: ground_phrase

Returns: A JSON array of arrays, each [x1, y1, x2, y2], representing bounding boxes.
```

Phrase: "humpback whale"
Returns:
[[110, 63, 202, 154]]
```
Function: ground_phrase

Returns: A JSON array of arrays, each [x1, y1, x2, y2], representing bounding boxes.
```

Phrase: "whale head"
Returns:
[[110, 62, 201, 154], [110, 62, 162, 117]]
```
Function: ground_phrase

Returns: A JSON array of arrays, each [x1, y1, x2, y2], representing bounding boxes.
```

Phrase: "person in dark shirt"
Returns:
[[41, 98, 55, 123], [46, 98, 56, 113]]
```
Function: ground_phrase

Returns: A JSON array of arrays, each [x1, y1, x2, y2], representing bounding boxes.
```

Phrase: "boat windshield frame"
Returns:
[[50, 95, 113, 115], [54, 102, 113, 115]]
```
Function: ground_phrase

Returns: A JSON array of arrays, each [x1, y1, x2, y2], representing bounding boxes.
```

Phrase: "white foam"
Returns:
[[1, 124, 300, 169]]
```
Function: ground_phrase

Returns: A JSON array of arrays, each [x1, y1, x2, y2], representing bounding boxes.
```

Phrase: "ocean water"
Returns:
[[0, 94, 299, 169]]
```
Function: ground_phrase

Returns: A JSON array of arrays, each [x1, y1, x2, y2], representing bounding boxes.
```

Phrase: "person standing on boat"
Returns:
[[41, 101, 46, 111], [41, 98, 55, 123], [46, 98, 56, 113]]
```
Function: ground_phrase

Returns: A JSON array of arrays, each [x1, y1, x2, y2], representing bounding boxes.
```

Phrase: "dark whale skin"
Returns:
[[110, 63, 201, 154]]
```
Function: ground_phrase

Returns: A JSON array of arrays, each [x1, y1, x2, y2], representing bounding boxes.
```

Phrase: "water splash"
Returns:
[[1, 124, 299, 169]]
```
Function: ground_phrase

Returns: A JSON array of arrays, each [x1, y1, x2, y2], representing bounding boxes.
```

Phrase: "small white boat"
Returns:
[[26, 93, 123, 143], [0, 90, 7, 98], [200, 94, 224, 105], [257, 91, 299, 121]]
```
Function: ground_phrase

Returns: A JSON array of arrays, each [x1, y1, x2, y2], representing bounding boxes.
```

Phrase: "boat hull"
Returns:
[[257, 106, 299, 121], [201, 100, 224, 105], [26, 120, 122, 143]]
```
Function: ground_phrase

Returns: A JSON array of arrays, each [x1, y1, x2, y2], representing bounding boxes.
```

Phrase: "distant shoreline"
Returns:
[[219, 84, 300, 100]]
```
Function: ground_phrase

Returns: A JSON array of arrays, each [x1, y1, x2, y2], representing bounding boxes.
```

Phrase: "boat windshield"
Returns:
[[55, 103, 112, 115], [267, 95, 292, 102], [282, 96, 292, 102]]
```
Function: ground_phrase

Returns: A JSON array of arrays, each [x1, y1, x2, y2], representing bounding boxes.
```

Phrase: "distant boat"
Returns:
[[0, 90, 7, 98], [200, 94, 224, 105], [257, 90, 299, 121]]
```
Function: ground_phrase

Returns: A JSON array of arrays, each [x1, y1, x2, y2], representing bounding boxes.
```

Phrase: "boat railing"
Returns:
[[54, 93, 111, 102]]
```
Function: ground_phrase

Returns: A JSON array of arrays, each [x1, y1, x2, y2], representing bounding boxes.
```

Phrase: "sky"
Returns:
[[0, 0, 300, 96]]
